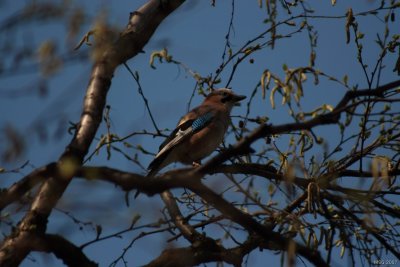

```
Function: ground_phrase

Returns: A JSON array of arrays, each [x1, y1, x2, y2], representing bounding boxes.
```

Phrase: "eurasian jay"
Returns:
[[147, 88, 246, 176]]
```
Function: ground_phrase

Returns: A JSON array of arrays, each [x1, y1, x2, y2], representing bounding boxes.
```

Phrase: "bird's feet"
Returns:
[[192, 161, 201, 168]]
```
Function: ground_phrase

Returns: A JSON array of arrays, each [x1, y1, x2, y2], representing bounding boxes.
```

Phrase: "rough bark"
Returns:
[[0, 1, 185, 266]]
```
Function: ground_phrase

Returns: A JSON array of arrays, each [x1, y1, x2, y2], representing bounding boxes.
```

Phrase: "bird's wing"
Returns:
[[148, 109, 214, 171], [158, 117, 193, 152]]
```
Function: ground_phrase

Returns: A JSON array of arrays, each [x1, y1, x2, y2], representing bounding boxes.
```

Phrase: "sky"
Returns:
[[0, 0, 399, 266]]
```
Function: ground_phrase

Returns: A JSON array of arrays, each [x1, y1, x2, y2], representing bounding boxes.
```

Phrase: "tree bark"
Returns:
[[0, 1, 185, 266]]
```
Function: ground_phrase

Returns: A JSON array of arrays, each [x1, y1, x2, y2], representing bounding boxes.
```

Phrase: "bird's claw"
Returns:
[[192, 161, 201, 168]]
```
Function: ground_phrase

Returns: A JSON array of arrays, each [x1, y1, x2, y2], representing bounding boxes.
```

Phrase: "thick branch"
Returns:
[[160, 190, 205, 243], [64, 0, 185, 162], [74, 165, 327, 266], [144, 244, 241, 267], [75, 164, 310, 195], [197, 80, 400, 174], [0, 1, 185, 266], [77, 166, 193, 194], [336, 168, 400, 178], [146, 231, 328, 267], [0, 163, 56, 211], [327, 193, 400, 260], [34, 234, 97, 267], [0, 232, 97, 267]]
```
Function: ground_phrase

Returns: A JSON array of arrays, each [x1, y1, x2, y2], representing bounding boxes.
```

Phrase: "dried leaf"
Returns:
[[149, 48, 172, 69], [393, 50, 400, 75], [260, 70, 271, 99], [96, 225, 102, 239], [343, 74, 348, 85], [340, 244, 345, 258], [270, 85, 279, 109], [345, 8, 355, 44]]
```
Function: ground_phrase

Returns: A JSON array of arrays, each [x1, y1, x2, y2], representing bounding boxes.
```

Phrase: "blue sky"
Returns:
[[1, 0, 399, 266]]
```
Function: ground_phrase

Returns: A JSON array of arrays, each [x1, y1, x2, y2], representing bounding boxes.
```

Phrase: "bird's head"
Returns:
[[204, 88, 246, 110]]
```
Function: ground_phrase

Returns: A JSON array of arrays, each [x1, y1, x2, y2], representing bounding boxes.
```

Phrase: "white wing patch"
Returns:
[[155, 128, 192, 158]]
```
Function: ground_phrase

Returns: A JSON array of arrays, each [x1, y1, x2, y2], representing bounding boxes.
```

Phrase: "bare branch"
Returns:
[[144, 243, 241, 267], [160, 190, 205, 243], [0, 1, 186, 266], [76, 165, 328, 266], [196, 79, 400, 174], [0, 163, 56, 211], [328, 194, 400, 260], [34, 234, 98, 267], [146, 231, 328, 267]]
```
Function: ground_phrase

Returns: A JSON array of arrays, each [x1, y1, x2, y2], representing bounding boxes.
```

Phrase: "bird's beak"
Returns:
[[233, 94, 246, 106], [233, 94, 246, 102]]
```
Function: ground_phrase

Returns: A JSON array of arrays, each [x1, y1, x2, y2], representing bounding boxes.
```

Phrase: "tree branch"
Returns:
[[327, 193, 400, 260], [0, 1, 186, 266], [77, 166, 193, 194], [74, 165, 328, 266], [160, 190, 206, 243], [146, 231, 328, 267], [195, 79, 400, 174], [0, 163, 56, 211], [34, 234, 97, 267], [144, 243, 241, 267]]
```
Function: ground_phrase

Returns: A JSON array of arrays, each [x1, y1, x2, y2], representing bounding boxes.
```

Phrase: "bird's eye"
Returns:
[[220, 91, 231, 103]]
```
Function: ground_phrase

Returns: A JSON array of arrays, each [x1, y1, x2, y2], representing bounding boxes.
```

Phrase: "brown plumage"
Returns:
[[147, 88, 246, 176]]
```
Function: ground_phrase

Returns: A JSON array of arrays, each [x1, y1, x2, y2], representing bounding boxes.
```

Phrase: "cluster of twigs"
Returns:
[[1, 1, 400, 267]]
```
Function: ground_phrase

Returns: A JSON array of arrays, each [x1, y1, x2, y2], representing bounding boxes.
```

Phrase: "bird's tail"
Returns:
[[147, 153, 167, 175], [146, 167, 160, 178], [134, 166, 161, 199]]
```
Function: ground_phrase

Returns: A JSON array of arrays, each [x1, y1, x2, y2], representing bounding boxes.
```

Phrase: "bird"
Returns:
[[147, 88, 246, 177]]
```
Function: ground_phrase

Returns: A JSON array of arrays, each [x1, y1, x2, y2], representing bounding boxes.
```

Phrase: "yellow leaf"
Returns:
[[340, 245, 345, 258], [345, 8, 355, 44], [270, 86, 278, 109], [343, 75, 348, 85]]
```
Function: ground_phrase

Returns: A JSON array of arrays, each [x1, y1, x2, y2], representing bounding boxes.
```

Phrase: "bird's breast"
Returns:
[[178, 119, 228, 164]]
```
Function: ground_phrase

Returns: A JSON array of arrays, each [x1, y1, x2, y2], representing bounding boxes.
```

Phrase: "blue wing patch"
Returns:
[[191, 112, 213, 132], [150, 112, 214, 167]]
